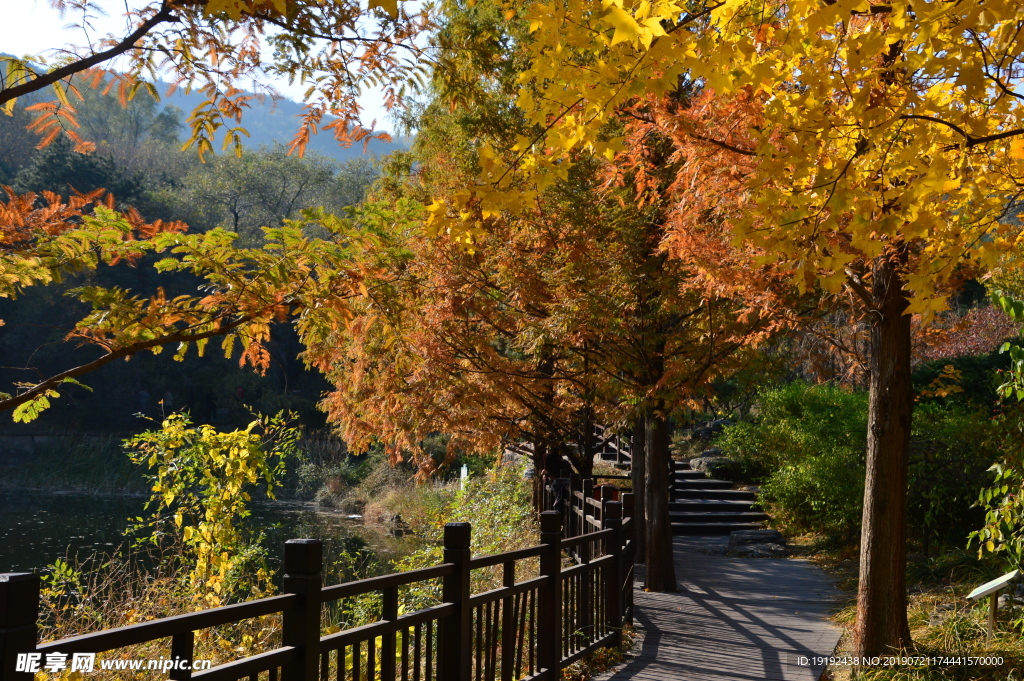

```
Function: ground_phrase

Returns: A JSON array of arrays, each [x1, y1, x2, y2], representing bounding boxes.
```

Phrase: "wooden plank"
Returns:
[[602, 536, 841, 681]]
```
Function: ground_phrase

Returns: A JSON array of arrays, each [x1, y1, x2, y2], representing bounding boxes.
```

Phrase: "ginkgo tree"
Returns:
[[427, 0, 1024, 658]]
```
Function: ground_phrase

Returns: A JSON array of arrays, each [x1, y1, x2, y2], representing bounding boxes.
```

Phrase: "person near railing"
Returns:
[[542, 451, 570, 514]]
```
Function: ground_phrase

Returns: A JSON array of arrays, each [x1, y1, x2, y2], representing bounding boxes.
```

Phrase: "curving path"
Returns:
[[600, 536, 842, 681]]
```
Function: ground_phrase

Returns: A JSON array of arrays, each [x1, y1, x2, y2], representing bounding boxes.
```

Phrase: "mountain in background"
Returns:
[[158, 84, 414, 161], [0, 55, 413, 161]]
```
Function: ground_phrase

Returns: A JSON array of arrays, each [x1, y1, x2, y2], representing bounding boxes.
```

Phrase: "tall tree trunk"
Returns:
[[631, 415, 647, 562], [575, 444, 594, 479], [854, 251, 913, 655], [644, 408, 677, 591]]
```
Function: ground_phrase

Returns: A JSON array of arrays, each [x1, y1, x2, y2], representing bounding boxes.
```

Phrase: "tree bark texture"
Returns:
[[631, 415, 648, 562], [644, 409, 677, 592], [853, 251, 914, 656]]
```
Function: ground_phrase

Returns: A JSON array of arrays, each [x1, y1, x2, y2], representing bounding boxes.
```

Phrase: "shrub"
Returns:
[[125, 412, 299, 605], [714, 382, 867, 536], [717, 382, 997, 544], [909, 402, 995, 554]]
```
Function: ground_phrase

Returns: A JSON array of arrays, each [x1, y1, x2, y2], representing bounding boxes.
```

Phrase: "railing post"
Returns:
[[582, 479, 594, 564], [0, 573, 39, 681], [537, 511, 562, 681], [621, 493, 635, 626], [282, 539, 322, 681], [602, 501, 623, 647], [441, 522, 472, 681], [169, 631, 194, 681]]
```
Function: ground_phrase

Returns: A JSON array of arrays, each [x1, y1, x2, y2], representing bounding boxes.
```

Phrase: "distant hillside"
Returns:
[[159, 84, 413, 161], [0, 56, 413, 162]]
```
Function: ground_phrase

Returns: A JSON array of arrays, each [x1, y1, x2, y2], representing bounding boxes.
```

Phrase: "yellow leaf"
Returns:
[[1011, 138, 1024, 160], [204, 0, 247, 19], [605, 5, 641, 46], [369, 0, 399, 19]]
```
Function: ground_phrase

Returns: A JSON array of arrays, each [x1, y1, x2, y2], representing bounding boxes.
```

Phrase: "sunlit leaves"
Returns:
[[466, 0, 1024, 310], [125, 412, 299, 605], [2, 1, 428, 158], [0, 186, 381, 421]]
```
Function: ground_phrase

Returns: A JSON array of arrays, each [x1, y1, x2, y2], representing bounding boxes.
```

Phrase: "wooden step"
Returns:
[[670, 511, 768, 524], [670, 500, 758, 513]]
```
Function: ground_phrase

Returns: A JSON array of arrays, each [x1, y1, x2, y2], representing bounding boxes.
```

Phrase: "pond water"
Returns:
[[0, 491, 377, 580]]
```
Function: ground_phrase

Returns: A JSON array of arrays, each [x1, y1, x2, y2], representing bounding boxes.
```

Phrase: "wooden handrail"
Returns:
[[2, 490, 634, 681], [35, 594, 300, 654]]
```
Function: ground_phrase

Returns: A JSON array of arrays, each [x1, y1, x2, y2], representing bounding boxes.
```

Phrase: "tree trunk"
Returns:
[[631, 415, 648, 562], [853, 251, 913, 656], [644, 408, 677, 591]]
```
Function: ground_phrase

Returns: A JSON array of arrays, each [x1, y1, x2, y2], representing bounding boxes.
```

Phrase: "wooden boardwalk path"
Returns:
[[601, 536, 842, 681]]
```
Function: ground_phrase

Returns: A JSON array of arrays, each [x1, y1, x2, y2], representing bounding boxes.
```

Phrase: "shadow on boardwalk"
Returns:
[[601, 536, 841, 681]]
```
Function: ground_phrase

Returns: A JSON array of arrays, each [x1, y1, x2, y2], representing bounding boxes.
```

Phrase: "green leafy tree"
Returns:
[[176, 148, 375, 238]]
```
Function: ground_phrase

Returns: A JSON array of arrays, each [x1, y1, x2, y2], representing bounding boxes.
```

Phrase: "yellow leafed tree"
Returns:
[[437, 0, 1024, 657]]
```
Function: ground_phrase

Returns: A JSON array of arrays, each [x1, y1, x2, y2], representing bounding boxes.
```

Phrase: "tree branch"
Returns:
[[900, 114, 1024, 148], [0, 315, 248, 416], [0, 2, 176, 105]]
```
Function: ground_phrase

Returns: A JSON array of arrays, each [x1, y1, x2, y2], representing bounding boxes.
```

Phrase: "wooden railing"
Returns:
[[542, 474, 637, 627], [1, 506, 634, 681]]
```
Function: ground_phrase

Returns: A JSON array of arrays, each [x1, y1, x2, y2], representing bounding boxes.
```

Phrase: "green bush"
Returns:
[[759, 448, 865, 538], [715, 381, 868, 476], [717, 382, 996, 544], [713, 382, 867, 536], [909, 402, 995, 554]]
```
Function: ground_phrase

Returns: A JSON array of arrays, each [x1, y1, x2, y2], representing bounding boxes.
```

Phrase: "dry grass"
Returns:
[[38, 544, 281, 680], [788, 534, 1024, 681], [561, 624, 637, 681]]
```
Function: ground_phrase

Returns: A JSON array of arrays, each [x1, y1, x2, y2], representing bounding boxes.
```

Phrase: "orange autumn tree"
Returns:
[[302, 159, 784, 592], [300, 2, 792, 589], [600, 89, 797, 589]]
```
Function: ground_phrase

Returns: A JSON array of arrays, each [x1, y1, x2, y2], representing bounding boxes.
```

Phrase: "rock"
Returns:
[[689, 456, 736, 475], [998, 593, 1019, 609], [729, 529, 785, 548], [700, 447, 723, 457], [727, 543, 790, 558]]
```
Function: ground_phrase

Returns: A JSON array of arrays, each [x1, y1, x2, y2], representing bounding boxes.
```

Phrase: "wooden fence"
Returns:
[[1, 500, 634, 681]]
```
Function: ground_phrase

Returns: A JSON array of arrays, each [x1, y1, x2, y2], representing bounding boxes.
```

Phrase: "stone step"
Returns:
[[673, 489, 757, 501], [671, 521, 765, 535], [673, 478, 733, 490], [670, 511, 769, 524]]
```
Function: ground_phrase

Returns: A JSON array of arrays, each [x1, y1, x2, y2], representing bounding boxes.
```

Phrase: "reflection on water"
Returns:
[[0, 492, 142, 573], [0, 492, 372, 580]]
